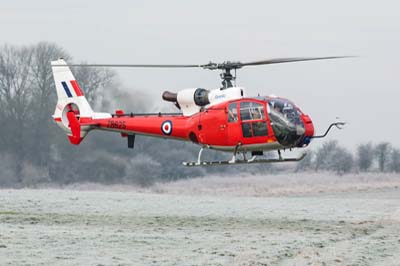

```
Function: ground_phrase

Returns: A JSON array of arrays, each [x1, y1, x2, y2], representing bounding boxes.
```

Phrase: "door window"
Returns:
[[239, 101, 268, 138], [241, 122, 268, 138], [240, 102, 265, 121], [241, 123, 252, 137], [252, 121, 268, 136], [227, 102, 238, 122]]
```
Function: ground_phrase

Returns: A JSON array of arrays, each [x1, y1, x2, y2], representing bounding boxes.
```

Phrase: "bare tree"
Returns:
[[314, 140, 354, 174], [295, 151, 314, 172], [389, 148, 400, 173], [0, 43, 121, 185], [0, 45, 33, 181], [331, 147, 354, 175], [356, 143, 374, 171], [28, 42, 70, 167], [375, 142, 391, 172], [314, 140, 338, 171]]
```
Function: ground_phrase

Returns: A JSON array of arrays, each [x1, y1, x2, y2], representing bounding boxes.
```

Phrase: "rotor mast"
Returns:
[[220, 68, 235, 89]]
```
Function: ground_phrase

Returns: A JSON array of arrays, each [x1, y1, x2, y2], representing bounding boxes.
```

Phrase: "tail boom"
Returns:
[[89, 114, 190, 141]]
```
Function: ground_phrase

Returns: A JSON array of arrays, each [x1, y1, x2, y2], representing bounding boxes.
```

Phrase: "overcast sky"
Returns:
[[1, 0, 399, 149]]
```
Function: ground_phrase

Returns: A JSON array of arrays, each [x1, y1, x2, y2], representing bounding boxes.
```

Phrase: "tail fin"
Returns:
[[51, 59, 110, 145]]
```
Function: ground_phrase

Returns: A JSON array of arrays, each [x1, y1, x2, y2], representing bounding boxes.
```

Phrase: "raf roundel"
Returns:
[[161, 120, 173, 135]]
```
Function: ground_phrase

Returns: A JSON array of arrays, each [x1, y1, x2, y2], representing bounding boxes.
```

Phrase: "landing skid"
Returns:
[[182, 148, 307, 167]]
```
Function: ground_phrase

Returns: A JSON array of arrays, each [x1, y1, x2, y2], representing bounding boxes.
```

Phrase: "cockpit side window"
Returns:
[[240, 102, 265, 121], [227, 102, 238, 122]]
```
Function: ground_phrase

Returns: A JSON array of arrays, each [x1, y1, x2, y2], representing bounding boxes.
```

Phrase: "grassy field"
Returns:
[[0, 173, 399, 266]]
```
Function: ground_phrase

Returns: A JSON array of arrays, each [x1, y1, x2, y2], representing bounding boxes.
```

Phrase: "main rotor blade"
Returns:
[[52, 63, 203, 68], [52, 56, 353, 69], [240, 56, 353, 67]]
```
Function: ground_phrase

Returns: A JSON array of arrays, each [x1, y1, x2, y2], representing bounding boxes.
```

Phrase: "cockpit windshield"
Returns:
[[267, 98, 305, 146]]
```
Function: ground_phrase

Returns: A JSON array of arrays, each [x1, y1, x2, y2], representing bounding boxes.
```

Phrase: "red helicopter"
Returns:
[[52, 57, 346, 166]]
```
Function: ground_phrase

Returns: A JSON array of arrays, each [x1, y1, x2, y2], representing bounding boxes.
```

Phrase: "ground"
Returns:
[[0, 173, 399, 266]]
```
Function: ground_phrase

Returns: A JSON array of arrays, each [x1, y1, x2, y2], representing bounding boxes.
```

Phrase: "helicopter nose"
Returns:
[[302, 114, 314, 137], [297, 114, 314, 147]]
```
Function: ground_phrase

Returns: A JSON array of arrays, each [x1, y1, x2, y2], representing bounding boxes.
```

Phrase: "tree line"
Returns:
[[0, 42, 398, 187], [295, 140, 400, 175]]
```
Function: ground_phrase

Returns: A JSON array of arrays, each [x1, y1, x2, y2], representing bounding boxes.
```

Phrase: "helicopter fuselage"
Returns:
[[51, 57, 348, 165], [81, 95, 314, 153]]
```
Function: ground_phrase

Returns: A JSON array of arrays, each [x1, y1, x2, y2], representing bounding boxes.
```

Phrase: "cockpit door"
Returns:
[[238, 101, 269, 145]]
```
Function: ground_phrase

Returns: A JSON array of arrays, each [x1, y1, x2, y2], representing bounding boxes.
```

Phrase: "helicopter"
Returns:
[[51, 57, 347, 166]]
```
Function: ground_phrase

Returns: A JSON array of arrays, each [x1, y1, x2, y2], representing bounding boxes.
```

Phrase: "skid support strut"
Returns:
[[228, 144, 241, 164]]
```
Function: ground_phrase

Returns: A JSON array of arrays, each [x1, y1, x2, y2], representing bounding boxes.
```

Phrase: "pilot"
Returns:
[[252, 109, 262, 120], [273, 102, 283, 113]]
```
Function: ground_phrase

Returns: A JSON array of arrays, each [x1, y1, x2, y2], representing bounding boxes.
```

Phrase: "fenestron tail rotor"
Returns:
[[52, 56, 353, 89]]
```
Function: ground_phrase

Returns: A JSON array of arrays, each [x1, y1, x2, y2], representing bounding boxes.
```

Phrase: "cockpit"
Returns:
[[225, 97, 311, 148], [266, 98, 305, 146]]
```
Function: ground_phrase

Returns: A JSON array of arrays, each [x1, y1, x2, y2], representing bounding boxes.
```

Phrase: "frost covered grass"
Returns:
[[57, 172, 400, 197], [149, 172, 400, 197], [0, 173, 399, 265]]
